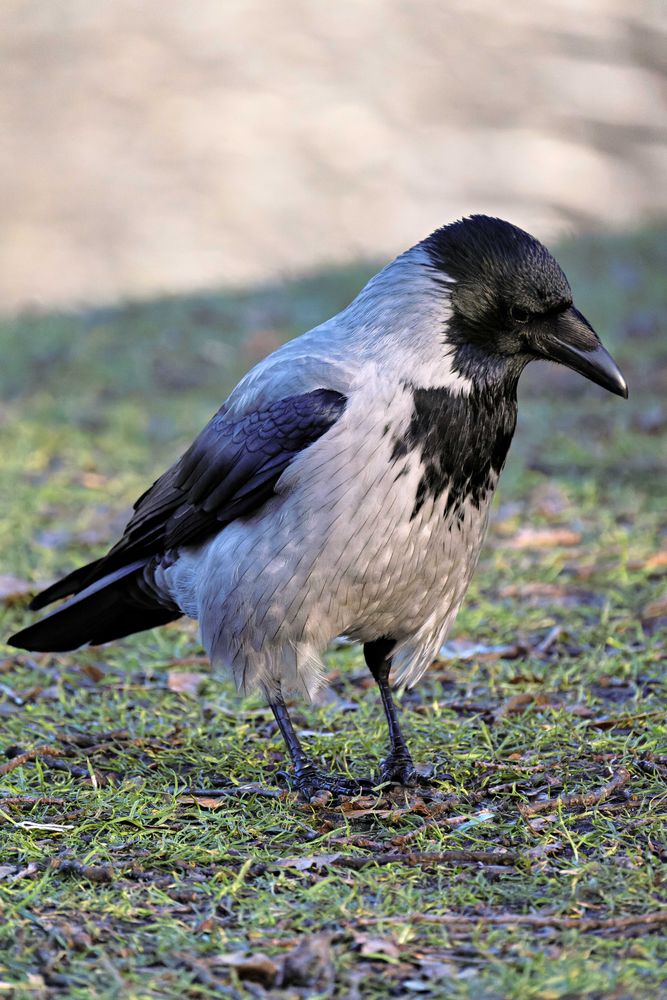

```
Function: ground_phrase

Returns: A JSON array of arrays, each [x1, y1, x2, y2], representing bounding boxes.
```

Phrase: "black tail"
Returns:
[[9, 561, 180, 652], [29, 557, 105, 611]]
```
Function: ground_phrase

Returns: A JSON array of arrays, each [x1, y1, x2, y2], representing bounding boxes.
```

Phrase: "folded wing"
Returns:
[[10, 388, 347, 651]]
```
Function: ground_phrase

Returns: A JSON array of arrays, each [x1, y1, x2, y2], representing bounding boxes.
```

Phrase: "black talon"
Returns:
[[289, 764, 374, 800], [270, 689, 373, 800], [378, 751, 420, 786], [269, 649, 436, 800], [377, 753, 436, 787]]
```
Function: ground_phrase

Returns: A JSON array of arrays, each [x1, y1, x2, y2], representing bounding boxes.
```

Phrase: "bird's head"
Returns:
[[423, 215, 628, 398]]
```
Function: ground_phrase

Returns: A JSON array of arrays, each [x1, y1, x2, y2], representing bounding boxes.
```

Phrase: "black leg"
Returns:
[[364, 637, 426, 786], [270, 688, 374, 800]]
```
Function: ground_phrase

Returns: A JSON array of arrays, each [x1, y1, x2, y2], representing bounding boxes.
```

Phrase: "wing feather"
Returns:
[[29, 388, 346, 609]]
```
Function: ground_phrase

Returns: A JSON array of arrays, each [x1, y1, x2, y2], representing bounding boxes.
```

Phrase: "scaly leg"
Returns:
[[271, 688, 374, 800], [364, 637, 426, 786]]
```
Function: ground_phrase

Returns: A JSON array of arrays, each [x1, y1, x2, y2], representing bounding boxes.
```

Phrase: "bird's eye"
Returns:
[[510, 305, 531, 324]]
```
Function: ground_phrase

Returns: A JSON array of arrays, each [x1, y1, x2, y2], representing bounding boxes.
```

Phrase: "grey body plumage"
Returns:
[[10, 216, 628, 797]]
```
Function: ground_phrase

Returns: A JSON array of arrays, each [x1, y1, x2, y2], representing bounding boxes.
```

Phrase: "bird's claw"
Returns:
[[283, 764, 375, 801], [378, 751, 435, 787]]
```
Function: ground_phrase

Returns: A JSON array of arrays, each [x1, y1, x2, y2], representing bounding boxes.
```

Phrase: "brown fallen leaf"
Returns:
[[568, 704, 595, 718], [215, 952, 279, 987], [358, 935, 401, 960], [167, 670, 208, 695], [79, 663, 106, 683], [500, 582, 569, 599], [509, 528, 582, 549], [181, 784, 282, 806], [642, 595, 667, 620], [526, 840, 564, 860], [629, 550, 667, 573], [525, 814, 557, 833], [495, 692, 553, 719], [80, 472, 110, 489], [281, 934, 334, 990], [184, 796, 227, 810]]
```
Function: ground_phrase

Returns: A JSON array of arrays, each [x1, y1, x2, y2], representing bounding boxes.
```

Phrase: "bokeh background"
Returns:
[[1, 0, 666, 313]]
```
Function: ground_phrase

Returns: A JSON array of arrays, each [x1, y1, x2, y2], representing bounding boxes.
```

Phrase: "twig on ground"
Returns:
[[328, 834, 386, 851], [357, 909, 667, 933], [314, 850, 517, 870], [57, 729, 130, 748], [182, 784, 284, 800], [49, 859, 114, 883], [0, 794, 66, 807], [584, 710, 666, 729], [518, 768, 630, 817], [389, 811, 492, 848], [40, 755, 112, 786], [1, 731, 180, 785], [0, 745, 70, 776]]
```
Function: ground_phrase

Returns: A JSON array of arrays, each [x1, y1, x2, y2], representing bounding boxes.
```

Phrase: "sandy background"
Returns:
[[1, 0, 666, 313]]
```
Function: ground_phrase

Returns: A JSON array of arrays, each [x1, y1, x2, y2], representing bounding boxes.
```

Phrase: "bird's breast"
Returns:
[[174, 377, 515, 669]]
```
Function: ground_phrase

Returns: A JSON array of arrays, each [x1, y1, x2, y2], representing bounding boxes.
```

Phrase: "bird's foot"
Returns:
[[281, 763, 375, 802], [378, 750, 435, 787]]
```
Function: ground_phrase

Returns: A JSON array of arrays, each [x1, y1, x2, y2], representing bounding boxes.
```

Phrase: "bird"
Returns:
[[9, 215, 628, 799]]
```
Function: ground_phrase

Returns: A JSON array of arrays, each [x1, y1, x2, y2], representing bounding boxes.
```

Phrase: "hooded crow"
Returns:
[[9, 215, 628, 799]]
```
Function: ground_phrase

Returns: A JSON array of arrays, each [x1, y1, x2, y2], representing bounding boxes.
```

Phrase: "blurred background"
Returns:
[[1, 0, 666, 313]]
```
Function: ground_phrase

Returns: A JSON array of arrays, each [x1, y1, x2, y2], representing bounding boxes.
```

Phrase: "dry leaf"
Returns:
[[167, 671, 208, 695], [183, 796, 227, 810], [642, 595, 667, 620], [526, 840, 564, 860], [216, 952, 279, 987], [495, 692, 552, 719], [359, 937, 401, 958], [525, 815, 557, 832], [500, 582, 569, 599], [79, 663, 106, 683], [282, 934, 334, 989], [80, 472, 110, 489], [636, 551, 667, 572], [358, 936, 401, 960], [568, 704, 595, 718], [509, 528, 581, 549]]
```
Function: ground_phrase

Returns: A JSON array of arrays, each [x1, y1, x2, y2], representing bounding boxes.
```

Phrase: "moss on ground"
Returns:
[[0, 228, 666, 998]]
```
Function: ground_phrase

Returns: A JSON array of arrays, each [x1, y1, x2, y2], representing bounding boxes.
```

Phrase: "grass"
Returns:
[[0, 226, 666, 998]]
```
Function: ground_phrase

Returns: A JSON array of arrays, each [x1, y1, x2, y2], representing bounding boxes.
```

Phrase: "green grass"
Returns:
[[0, 227, 666, 998]]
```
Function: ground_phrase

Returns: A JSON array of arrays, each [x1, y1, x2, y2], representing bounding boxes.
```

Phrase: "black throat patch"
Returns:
[[391, 385, 517, 520]]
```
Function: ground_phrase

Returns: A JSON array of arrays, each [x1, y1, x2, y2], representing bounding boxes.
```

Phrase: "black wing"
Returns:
[[30, 388, 347, 610]]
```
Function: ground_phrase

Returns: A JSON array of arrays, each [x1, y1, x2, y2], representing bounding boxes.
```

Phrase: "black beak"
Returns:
[[534, 306, 628, 399]]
